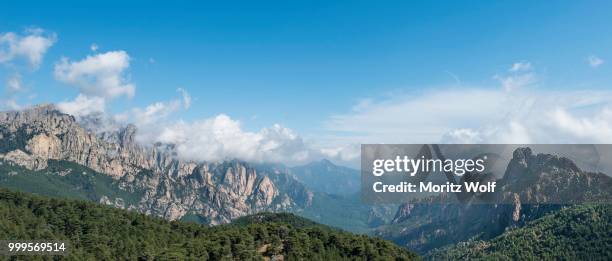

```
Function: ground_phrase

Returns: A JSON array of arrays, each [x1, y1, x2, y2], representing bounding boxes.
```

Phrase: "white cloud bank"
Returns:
[[147, 115, 311, 164], [324, 88, 612, 158], [322, 62, 612, 163]]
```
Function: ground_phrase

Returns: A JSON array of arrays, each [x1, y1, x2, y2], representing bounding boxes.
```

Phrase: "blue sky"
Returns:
[[2, 1, 612, 166]]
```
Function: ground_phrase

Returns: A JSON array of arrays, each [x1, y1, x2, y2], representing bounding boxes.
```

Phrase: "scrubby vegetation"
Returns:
[[0, 188, 418, 260], [427, 204, 612, 260]]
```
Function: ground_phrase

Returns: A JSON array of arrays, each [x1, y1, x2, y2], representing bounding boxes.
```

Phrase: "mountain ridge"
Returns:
[[0, 105, 313, 224]]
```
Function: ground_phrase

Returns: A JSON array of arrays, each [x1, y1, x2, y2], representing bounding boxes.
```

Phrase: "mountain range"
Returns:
[[0, 104, 388, 233], [1, 104, 611, 259], [0, 105, 314, 225]]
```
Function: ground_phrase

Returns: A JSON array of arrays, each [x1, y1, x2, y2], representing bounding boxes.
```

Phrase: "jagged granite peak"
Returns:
[[0, 105, 313, 224], [499, 147, 610, 204]]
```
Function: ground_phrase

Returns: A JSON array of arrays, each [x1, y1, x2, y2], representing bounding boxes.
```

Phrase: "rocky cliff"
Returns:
[[0, 105, 313, 224]]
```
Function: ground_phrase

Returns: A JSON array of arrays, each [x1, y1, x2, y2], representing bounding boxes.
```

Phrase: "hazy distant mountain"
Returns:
[[376, 147, 612, 254], [290, 159, 360, 196]]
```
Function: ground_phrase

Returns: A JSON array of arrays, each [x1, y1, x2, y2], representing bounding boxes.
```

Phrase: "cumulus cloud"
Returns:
[[54, 50, 135, 99], [587, 55, 604, 68], [100, 86, 314, 164], [0, 28, 56, 69], [0, 28, 55, 110], [138, 114, 312, 164], [57, 94, 106, 117]]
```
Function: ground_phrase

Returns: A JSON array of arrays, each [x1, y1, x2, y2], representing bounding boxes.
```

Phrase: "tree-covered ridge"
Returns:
[[0, 188, 418, 260], [427, 204, 612, 260]]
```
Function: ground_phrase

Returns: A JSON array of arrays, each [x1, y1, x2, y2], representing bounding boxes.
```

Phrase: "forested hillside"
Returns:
[[427, 204, 612, 260], [0, 188, 418, 260]]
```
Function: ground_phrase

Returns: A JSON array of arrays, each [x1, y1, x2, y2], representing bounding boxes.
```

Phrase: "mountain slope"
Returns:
[[0, 188, 418, 260], [427, 204, 612, 260]]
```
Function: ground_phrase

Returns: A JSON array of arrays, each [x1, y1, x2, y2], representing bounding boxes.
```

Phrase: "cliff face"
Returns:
[[0, 105, 313, 224]]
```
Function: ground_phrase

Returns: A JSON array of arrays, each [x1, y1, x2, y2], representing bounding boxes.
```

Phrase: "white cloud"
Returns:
[[54, 50, 135, 99], [549, 107, 612, 142], [495, 73, 536, 91], [57, 94, 106, 117], [3, 99, 21, 110], [1, 74, 24, 110], [0, 28, 56, 69], [6, 73, 22, 92], [441, 128, 482, 143], [587, 55, 604, 68], [324, 87, 612, 160], [140, 114, 311, 164], [326, 89, 508, 144], [131, 100, 183, 125], [320, 143, 361, 162], [509, 61, 532, 72], [90, 43, 98, 52], [0, 28, 55, 110], [102, 86, 315, 164], [177, 88, 191, 109], [114, 88, 191, 127], [495, 61, 536, 91]]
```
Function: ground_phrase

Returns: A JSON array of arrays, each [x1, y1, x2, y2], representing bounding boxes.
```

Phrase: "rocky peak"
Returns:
[[504, 147, 581, 184], [499, 147, 605, 204]]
